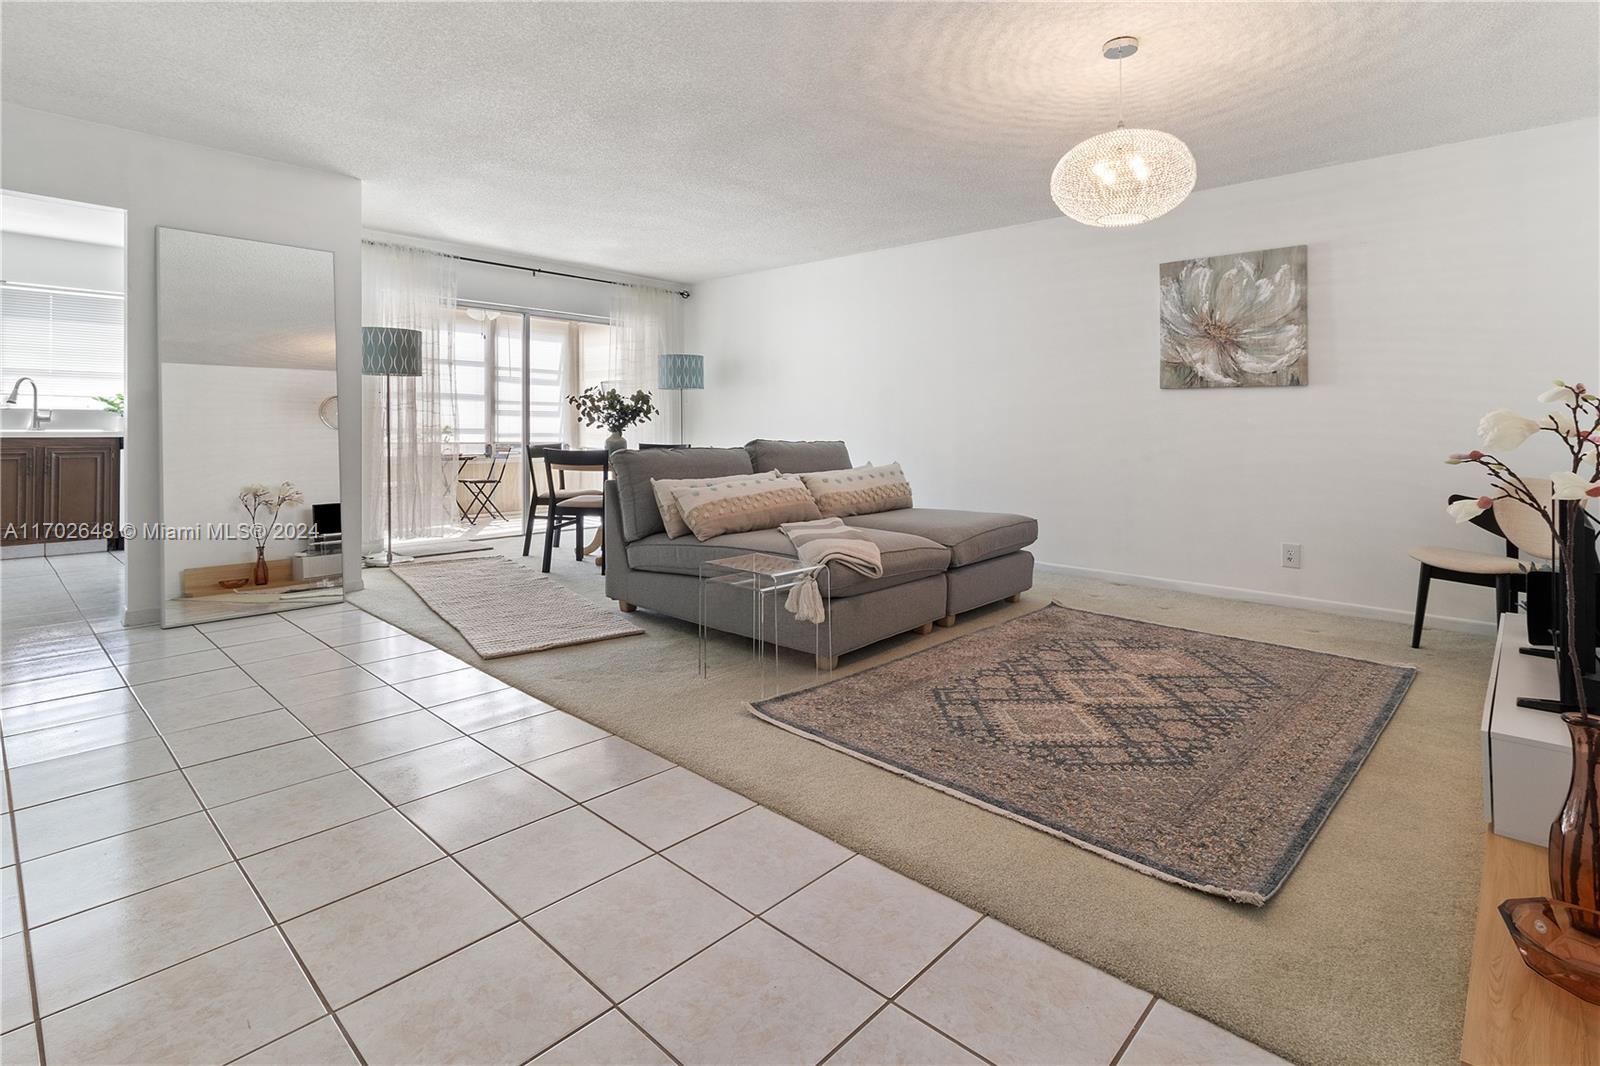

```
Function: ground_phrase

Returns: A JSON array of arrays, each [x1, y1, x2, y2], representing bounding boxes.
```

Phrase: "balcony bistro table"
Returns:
[[698, 552, 832, 698]]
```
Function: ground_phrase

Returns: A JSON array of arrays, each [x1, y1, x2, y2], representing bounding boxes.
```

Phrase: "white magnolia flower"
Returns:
[[1447, 497, 1493, 523], [1551, 471, 1600, 501], [1160, 258, 1305, 386], [1539, 385, 1578, 404], [1547, 410, 1579, 436], [1478, 410, 1543, 451]]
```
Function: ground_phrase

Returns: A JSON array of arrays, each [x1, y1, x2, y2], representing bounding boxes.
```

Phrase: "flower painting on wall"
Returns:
[[1159, 245, 1308, 389]]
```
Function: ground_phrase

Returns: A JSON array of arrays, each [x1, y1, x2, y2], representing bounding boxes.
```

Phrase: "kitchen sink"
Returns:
[[0, 408, 124, 434]]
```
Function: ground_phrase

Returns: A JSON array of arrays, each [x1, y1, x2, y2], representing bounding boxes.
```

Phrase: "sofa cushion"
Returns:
[[651, 471, 775, 538], [844, 508, 1038, 567], [611, 447, 753, 542], [746, 439, 852, 474], [674, 473, 822, 541], [626, 526, 951, 598], [800, 462, 913, 518]]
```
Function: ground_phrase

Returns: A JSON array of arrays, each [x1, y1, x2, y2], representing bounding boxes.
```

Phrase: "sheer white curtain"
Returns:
[[608, 285, 683, 444], [362, 242, 460, 549]]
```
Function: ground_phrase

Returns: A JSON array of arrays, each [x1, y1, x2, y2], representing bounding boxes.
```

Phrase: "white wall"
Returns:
[[1, 104, 365, 623], [688, 120, 1600, 630], [1, 232, 124, 292]]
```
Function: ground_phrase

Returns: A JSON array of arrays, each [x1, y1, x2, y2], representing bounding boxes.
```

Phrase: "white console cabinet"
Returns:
[[1480, 612, 1574, 844]]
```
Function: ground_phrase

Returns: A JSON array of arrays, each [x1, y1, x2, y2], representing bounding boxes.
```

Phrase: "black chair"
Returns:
[[457, 444, 513, 524], [522, 442, 592, 556], [1408, 488, 1552, 648], [536, 448, 609, 574]]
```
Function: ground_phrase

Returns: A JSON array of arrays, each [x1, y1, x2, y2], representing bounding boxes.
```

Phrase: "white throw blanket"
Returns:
[[779, 517, 883, 623]]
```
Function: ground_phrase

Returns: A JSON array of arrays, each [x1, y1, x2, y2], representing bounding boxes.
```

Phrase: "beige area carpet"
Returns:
[[753, 605, 1417, 905], [353, 551, 1490, 1066], [389, 554, 641, 657]]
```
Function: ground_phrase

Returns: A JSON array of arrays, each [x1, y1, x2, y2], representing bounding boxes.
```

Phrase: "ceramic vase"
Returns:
[[605, 431, 626, 454]]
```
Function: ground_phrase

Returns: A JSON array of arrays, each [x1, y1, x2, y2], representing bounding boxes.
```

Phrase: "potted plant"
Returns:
[[567, 385, 658, 453], [238, 482, 304, 585], [1448, 380, 1600, 1001]]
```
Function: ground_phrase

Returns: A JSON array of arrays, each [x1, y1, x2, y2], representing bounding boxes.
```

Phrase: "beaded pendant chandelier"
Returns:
[[1050, 37, 1197, 228]]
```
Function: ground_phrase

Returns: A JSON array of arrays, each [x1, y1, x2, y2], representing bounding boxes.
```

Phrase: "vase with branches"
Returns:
[[238, 482, 304, 585], [1448, 381, 1600, 986], [567, 386, 658, 453]]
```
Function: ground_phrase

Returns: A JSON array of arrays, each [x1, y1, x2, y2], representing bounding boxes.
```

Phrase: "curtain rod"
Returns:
[[456, 254, 690, 299]]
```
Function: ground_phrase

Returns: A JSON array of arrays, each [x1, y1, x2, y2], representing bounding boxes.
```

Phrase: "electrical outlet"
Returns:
[[1282, 543, 1302, 569]]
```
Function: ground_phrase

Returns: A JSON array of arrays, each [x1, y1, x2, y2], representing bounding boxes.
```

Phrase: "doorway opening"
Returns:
[[0, 189, 130, 622]]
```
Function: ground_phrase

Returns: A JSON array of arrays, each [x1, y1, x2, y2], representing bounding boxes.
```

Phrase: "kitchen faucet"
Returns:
[[3, 377, 51, 431]]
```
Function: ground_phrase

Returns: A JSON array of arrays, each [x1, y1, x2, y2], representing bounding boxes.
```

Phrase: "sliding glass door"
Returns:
[[446, 304, 611, 540]]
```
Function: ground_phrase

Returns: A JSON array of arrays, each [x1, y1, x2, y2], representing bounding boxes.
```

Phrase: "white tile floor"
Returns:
[[0, 551, 1289, 1065]]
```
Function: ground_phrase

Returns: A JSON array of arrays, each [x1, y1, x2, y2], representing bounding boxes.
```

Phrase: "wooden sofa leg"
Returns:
[[915, 621, 935, 636], [1007, 592, 1023, 603], [936, 614, 957, 628], [618, 601, 637, 613]]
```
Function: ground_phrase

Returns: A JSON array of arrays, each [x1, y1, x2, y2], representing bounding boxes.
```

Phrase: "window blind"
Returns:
[[0, 284, 125, 410]]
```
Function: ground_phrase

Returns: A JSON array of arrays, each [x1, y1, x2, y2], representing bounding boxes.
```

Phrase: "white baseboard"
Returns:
[[1034, 561, 1497, 637], [121, 606, 162, 628]]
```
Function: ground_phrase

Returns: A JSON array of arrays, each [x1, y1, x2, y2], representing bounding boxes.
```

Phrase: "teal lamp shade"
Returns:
[[362, 327, 423, 377], [658, 353, 705, 391]]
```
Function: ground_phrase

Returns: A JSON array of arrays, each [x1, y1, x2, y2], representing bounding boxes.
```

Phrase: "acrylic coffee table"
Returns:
[[697, 552, 833, 697]]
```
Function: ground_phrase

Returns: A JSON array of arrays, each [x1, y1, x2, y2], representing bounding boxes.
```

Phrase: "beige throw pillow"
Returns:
[[672, 473, 822, 541], [650, 471, 776, 538], [800, 462, 913, 518]]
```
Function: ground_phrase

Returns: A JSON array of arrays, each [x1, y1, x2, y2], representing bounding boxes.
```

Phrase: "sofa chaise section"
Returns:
[[843, 507, 1038, 625]]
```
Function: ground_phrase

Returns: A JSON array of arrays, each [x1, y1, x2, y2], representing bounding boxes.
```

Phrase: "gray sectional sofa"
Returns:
[[603, 439, 1037, 665]]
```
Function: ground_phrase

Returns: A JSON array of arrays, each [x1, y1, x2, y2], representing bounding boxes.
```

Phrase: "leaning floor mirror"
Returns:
[[157, 228, 343, 627]]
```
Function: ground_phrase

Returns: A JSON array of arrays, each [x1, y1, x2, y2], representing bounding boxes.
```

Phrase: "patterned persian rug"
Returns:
[[392, 555, 641, 657], [751, 605, 1415, 904]]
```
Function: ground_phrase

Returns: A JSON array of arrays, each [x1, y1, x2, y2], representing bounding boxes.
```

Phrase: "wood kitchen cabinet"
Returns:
[[1, 436, 122, 545]]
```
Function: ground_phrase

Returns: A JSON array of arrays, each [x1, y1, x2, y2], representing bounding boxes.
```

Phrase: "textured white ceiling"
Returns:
[[3, 2, 1595, 282]]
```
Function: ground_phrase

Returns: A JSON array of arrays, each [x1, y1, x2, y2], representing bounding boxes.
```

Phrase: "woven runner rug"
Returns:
[[392, 555, 641, 658], [752, 604, 1415, 904]]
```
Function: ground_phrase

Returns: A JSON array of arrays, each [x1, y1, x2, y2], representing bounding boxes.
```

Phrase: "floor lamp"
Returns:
[[362, 326, 423, 567], [658, 353, 704, 444]]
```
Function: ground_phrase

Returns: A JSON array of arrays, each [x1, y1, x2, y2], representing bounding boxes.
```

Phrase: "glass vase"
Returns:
[[1551, 714, 1600, 926], [253, 546, 269, 586]]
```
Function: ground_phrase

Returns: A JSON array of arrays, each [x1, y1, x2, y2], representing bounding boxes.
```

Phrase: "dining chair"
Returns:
[[522, 443, 591, 556], [458, 444, 513, 525], [1409, 479, 1554, 647], [537, 447, 609, 574]]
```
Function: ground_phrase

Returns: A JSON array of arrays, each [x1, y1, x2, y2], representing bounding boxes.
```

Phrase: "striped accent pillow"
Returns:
[[800, 462, 913, 518], [650, 472, 777, 538], [672, 473, 822, 541]]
